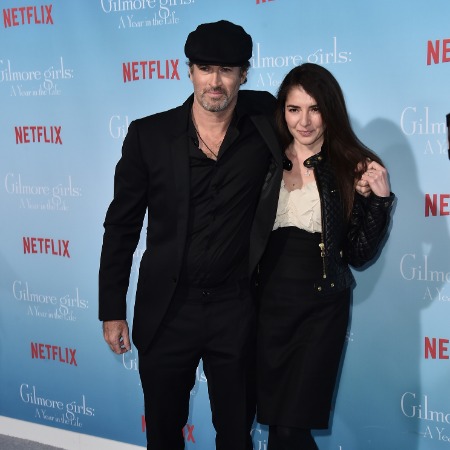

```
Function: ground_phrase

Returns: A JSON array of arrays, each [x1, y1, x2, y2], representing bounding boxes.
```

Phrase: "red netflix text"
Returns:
[[256, 0, 275, 3], [3, 5, 53, 28], [182, 424, 196, 443], [15, 126, 62, 145], [425, 337, 449, 359], [427, 38, 450, 65], [425, 194, 450, 216], [122, 60, 180, 83], [141, 416, 195, 442], [23, 237, 70, 258], [31, 342, 77, 366]]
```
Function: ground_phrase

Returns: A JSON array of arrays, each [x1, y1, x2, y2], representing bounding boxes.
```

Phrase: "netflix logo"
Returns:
[[182, 424, 196, 443], [425, 194, 450, 216], [23, 237, 70, 258], [15, 126, 62, 145], [122, 60, 180, 83], [425, 337, 449, 359], [256, 0, 275, 3], [31, 342, 77, 366], [141, 416, 195, 442], [3, 5, 53, 28], [427, 38, 450, 65]]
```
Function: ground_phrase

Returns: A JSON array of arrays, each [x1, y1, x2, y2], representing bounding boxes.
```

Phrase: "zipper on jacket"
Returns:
[[309, 152, 328, 288], [319, 234, 327, 280]]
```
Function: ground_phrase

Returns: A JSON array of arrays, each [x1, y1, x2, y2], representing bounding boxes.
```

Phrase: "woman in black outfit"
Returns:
[[256, 63, 395, 449]]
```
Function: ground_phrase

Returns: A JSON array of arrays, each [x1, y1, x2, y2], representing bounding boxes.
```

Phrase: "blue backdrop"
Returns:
[[1, 1, 450, 449]]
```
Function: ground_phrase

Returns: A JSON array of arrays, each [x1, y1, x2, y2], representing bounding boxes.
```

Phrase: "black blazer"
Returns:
[[99, 90, 282, 352]]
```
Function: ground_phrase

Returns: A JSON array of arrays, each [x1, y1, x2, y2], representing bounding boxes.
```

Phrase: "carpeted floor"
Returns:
[[0, 435, 65, 450]]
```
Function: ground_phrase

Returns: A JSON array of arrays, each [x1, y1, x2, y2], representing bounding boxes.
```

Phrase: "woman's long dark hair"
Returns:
[[275, 63, 383, 219]]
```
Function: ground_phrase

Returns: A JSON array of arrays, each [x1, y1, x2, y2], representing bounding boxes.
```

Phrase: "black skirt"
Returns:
[[256, 227, 350, 429]]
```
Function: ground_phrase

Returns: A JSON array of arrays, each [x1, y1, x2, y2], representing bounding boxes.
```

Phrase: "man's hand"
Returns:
[[103, 320, 131, 354]]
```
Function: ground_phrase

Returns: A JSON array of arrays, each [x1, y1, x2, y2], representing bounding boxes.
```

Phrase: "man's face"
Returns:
[[190, 64, 246, 113]]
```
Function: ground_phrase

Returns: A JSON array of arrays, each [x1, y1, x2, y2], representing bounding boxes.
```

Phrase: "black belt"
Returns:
[[174, 278, 249, 302]]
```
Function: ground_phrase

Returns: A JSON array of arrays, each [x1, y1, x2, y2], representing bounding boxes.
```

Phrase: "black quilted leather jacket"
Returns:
[[304, 149, 395, 295]]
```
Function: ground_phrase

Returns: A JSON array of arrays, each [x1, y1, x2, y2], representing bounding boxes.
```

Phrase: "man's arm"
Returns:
[[99, 120, 148, 347]]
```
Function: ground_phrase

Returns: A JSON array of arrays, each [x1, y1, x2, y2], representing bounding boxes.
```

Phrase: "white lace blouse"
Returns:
[[273, 180, 322, 233]]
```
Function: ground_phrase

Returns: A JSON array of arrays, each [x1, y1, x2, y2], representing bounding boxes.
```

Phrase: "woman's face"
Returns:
[[284, 85, 325, 151]]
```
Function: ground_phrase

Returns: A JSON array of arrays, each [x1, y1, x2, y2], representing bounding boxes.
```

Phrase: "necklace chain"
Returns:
[[191, 109, 225, 160], [287, 146, 314, 177], [196, 131, 219, 159]]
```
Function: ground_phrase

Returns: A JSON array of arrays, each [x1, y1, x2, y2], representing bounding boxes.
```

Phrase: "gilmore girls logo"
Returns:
[[400, 106, 446, 156], [109, 115, 130, 139], [400, 254, 450, 304], [20, 384, 95, 428], [0, 58, 74, 97], [252, 427, 268, 450], [251, 39, 352, 90], [401, 392, 450, 423], [251, 39, 351, 70], [101, 0, 194, 27], [13, 280, 88, 322], [4, 173, 81, 212], [400, 107, 446, 136], [400, 254, 450, 283], [401, 392, 450, 442]]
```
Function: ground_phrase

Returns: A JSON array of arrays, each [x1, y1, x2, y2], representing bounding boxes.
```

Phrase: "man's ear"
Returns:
[[240, 70, 247, 85]]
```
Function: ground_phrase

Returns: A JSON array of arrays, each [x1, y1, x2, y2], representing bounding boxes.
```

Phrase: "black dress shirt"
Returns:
[[179, 109, 271, 288]]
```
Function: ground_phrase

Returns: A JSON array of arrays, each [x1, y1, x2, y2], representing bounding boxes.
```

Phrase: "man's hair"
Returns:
[[187, 61, 250, 84]]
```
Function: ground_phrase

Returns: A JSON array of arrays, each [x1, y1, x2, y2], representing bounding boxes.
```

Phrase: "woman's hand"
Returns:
[[355, 159, 391, 198], [360, 160, 391, 197]]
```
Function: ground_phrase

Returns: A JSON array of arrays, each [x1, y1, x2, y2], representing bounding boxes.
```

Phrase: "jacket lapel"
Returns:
[[249, 114, 283, 275], [170, 98, 192, 269]]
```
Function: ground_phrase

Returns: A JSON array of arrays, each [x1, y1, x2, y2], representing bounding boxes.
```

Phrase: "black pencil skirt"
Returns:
[[256, 227, 350, 429]]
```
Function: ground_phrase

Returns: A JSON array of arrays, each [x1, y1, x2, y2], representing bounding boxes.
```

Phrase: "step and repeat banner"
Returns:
[[1, 1, 449, 449]]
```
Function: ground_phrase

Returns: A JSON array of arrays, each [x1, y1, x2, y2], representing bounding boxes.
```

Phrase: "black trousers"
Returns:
[[138, 281, 256, 450]]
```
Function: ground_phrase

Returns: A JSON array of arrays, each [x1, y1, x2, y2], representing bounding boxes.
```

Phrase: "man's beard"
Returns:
[[198, 88, 232, 112]]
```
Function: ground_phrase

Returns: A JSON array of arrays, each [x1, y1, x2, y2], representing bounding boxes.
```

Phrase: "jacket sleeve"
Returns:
[[98, 120, 148, 321], [345, 192, 395, 268]]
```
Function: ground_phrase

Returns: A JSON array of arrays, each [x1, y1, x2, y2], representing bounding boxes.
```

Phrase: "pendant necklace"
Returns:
[[191, 110, 223, 160], [287, 144, 313, 177]]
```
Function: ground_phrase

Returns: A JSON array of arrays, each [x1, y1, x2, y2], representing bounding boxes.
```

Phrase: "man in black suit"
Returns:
[[99, 20, 282, 450]]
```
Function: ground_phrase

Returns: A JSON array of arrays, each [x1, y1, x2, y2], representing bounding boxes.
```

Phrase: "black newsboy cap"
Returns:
[[184, 20, 252, 66]]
